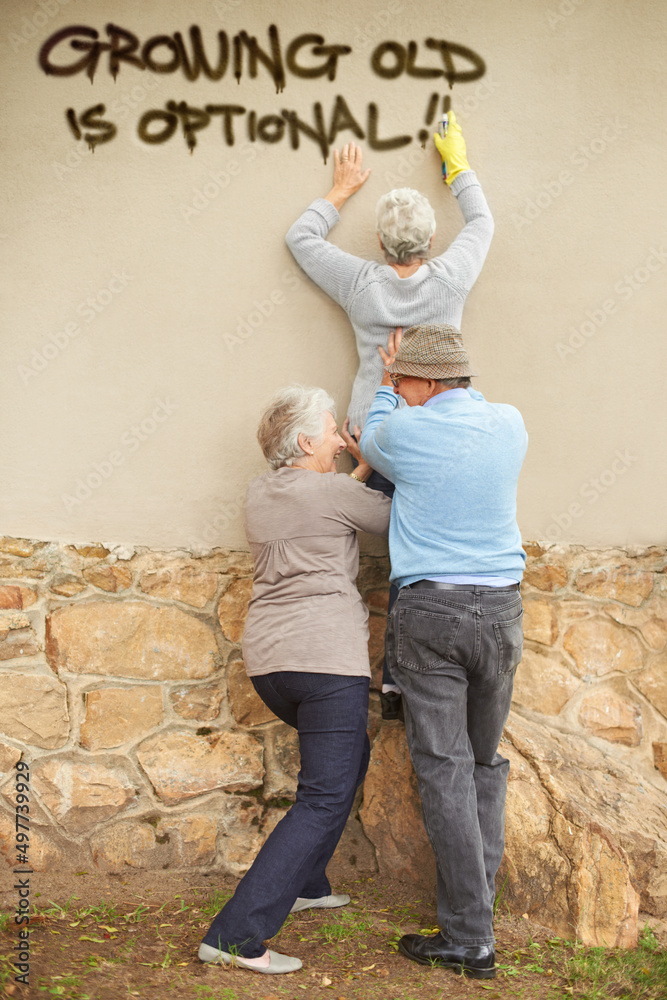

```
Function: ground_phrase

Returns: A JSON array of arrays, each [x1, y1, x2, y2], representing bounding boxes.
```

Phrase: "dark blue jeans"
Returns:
[[386, 585, 523, 944], [366, 469, 395, 500], [201, 671, 370, 957], [364, 469, 398, 686]]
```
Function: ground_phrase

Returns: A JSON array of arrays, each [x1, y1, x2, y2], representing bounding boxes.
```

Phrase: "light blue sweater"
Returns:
[[360, 387, 528, 588]]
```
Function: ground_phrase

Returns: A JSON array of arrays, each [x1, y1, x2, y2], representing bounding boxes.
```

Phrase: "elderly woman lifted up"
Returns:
[[286, 111, 494, 717], [199, 384, 391, 975], [285, 111, 493, 443]]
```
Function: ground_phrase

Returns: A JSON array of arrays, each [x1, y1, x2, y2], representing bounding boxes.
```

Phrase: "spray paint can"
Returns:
[[439, 113, 449, 181]]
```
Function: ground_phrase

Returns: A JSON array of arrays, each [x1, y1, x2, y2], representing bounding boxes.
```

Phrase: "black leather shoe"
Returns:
[[380, 690, 403, 721], [398, 932, 496, 979]]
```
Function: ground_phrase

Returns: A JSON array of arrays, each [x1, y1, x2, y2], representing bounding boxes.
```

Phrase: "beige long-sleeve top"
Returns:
[[242, 467, 391, 677]]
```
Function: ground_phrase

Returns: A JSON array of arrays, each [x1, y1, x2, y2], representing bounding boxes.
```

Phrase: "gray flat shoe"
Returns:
[[198, 942, 302, 974], [290, 893, 351, 913]]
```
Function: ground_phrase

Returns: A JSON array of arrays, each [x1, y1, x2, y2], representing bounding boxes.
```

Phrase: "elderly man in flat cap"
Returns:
[[360, 324, 528, 980]]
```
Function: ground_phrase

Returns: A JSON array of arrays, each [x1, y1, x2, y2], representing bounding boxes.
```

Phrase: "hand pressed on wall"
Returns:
[[325, 143, 371, 211]]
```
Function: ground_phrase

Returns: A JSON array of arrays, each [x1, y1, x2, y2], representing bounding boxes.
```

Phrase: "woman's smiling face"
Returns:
[[301, 411, 347, 473]]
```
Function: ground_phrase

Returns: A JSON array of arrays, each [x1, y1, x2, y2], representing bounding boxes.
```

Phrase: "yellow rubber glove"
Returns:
[[433, 110, 470, 186]]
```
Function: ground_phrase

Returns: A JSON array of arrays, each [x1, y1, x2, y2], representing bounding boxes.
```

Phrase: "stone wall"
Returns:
[[1, 537, 665, 946]]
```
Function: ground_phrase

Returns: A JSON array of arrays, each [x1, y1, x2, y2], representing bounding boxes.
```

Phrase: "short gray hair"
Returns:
[[376, 188, 436, 264], [257, 385, 336, 470], [436, 377, 472, 388]]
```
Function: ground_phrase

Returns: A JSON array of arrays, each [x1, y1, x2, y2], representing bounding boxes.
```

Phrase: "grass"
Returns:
[[5, 877, 664, 1000], [313, 907, 375, 945], [35, 895, 81, 918], [491, 926, 667, 999], [32, 897, 156, 928], [558, 924, 667, 999], [199, 888, 233, 919], [194, 988, 243, 999]]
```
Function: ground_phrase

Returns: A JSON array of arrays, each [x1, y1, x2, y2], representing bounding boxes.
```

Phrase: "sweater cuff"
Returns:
[[308, 198, 340, 227], [450, 170, 479, 197]]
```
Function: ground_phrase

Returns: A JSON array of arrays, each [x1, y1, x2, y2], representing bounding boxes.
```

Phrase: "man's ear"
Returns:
[[424, 378, 442, 401]]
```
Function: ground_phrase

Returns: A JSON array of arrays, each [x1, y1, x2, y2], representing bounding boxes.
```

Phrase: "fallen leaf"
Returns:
[[79, 935, 105, 943], [98, 925, 117, 933], [361, 964, 376, 971], [322, 977, 332, 986]]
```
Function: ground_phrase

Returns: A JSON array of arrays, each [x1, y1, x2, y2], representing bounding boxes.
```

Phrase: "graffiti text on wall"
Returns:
[[39, 23, 486, 158]]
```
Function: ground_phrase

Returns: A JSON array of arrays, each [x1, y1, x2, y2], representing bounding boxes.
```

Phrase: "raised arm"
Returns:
[[432, 111, 494, 292], [359, 328, 403, 479], [285, 143, 373, 308]]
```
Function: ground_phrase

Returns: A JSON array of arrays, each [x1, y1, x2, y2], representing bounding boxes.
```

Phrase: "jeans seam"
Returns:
[[469, 610, 481, 671]]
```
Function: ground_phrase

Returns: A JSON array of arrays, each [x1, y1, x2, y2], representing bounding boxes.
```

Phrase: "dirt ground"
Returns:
[[0, 860, 611, 1000]]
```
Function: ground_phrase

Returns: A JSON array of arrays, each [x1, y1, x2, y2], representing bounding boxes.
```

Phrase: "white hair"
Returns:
[[257, 385, 336, 470], [376, 188, 436, 264]]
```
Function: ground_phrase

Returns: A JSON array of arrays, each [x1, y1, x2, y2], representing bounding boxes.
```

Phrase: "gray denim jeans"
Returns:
[[386, 584, 523, 945]]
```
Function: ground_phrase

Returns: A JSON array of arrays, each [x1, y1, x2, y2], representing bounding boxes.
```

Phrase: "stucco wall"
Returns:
[[1, 0, 665, 550]]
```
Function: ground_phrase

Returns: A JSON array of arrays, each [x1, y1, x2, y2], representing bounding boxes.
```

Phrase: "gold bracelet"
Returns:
[[349, 472, 364, 483]]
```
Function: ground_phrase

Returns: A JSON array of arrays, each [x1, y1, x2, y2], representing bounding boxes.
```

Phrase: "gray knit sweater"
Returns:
[[285, 170, 494, 429]]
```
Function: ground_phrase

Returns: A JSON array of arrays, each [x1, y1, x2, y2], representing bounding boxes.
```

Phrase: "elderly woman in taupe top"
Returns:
[[199, 385, 390, 975]]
